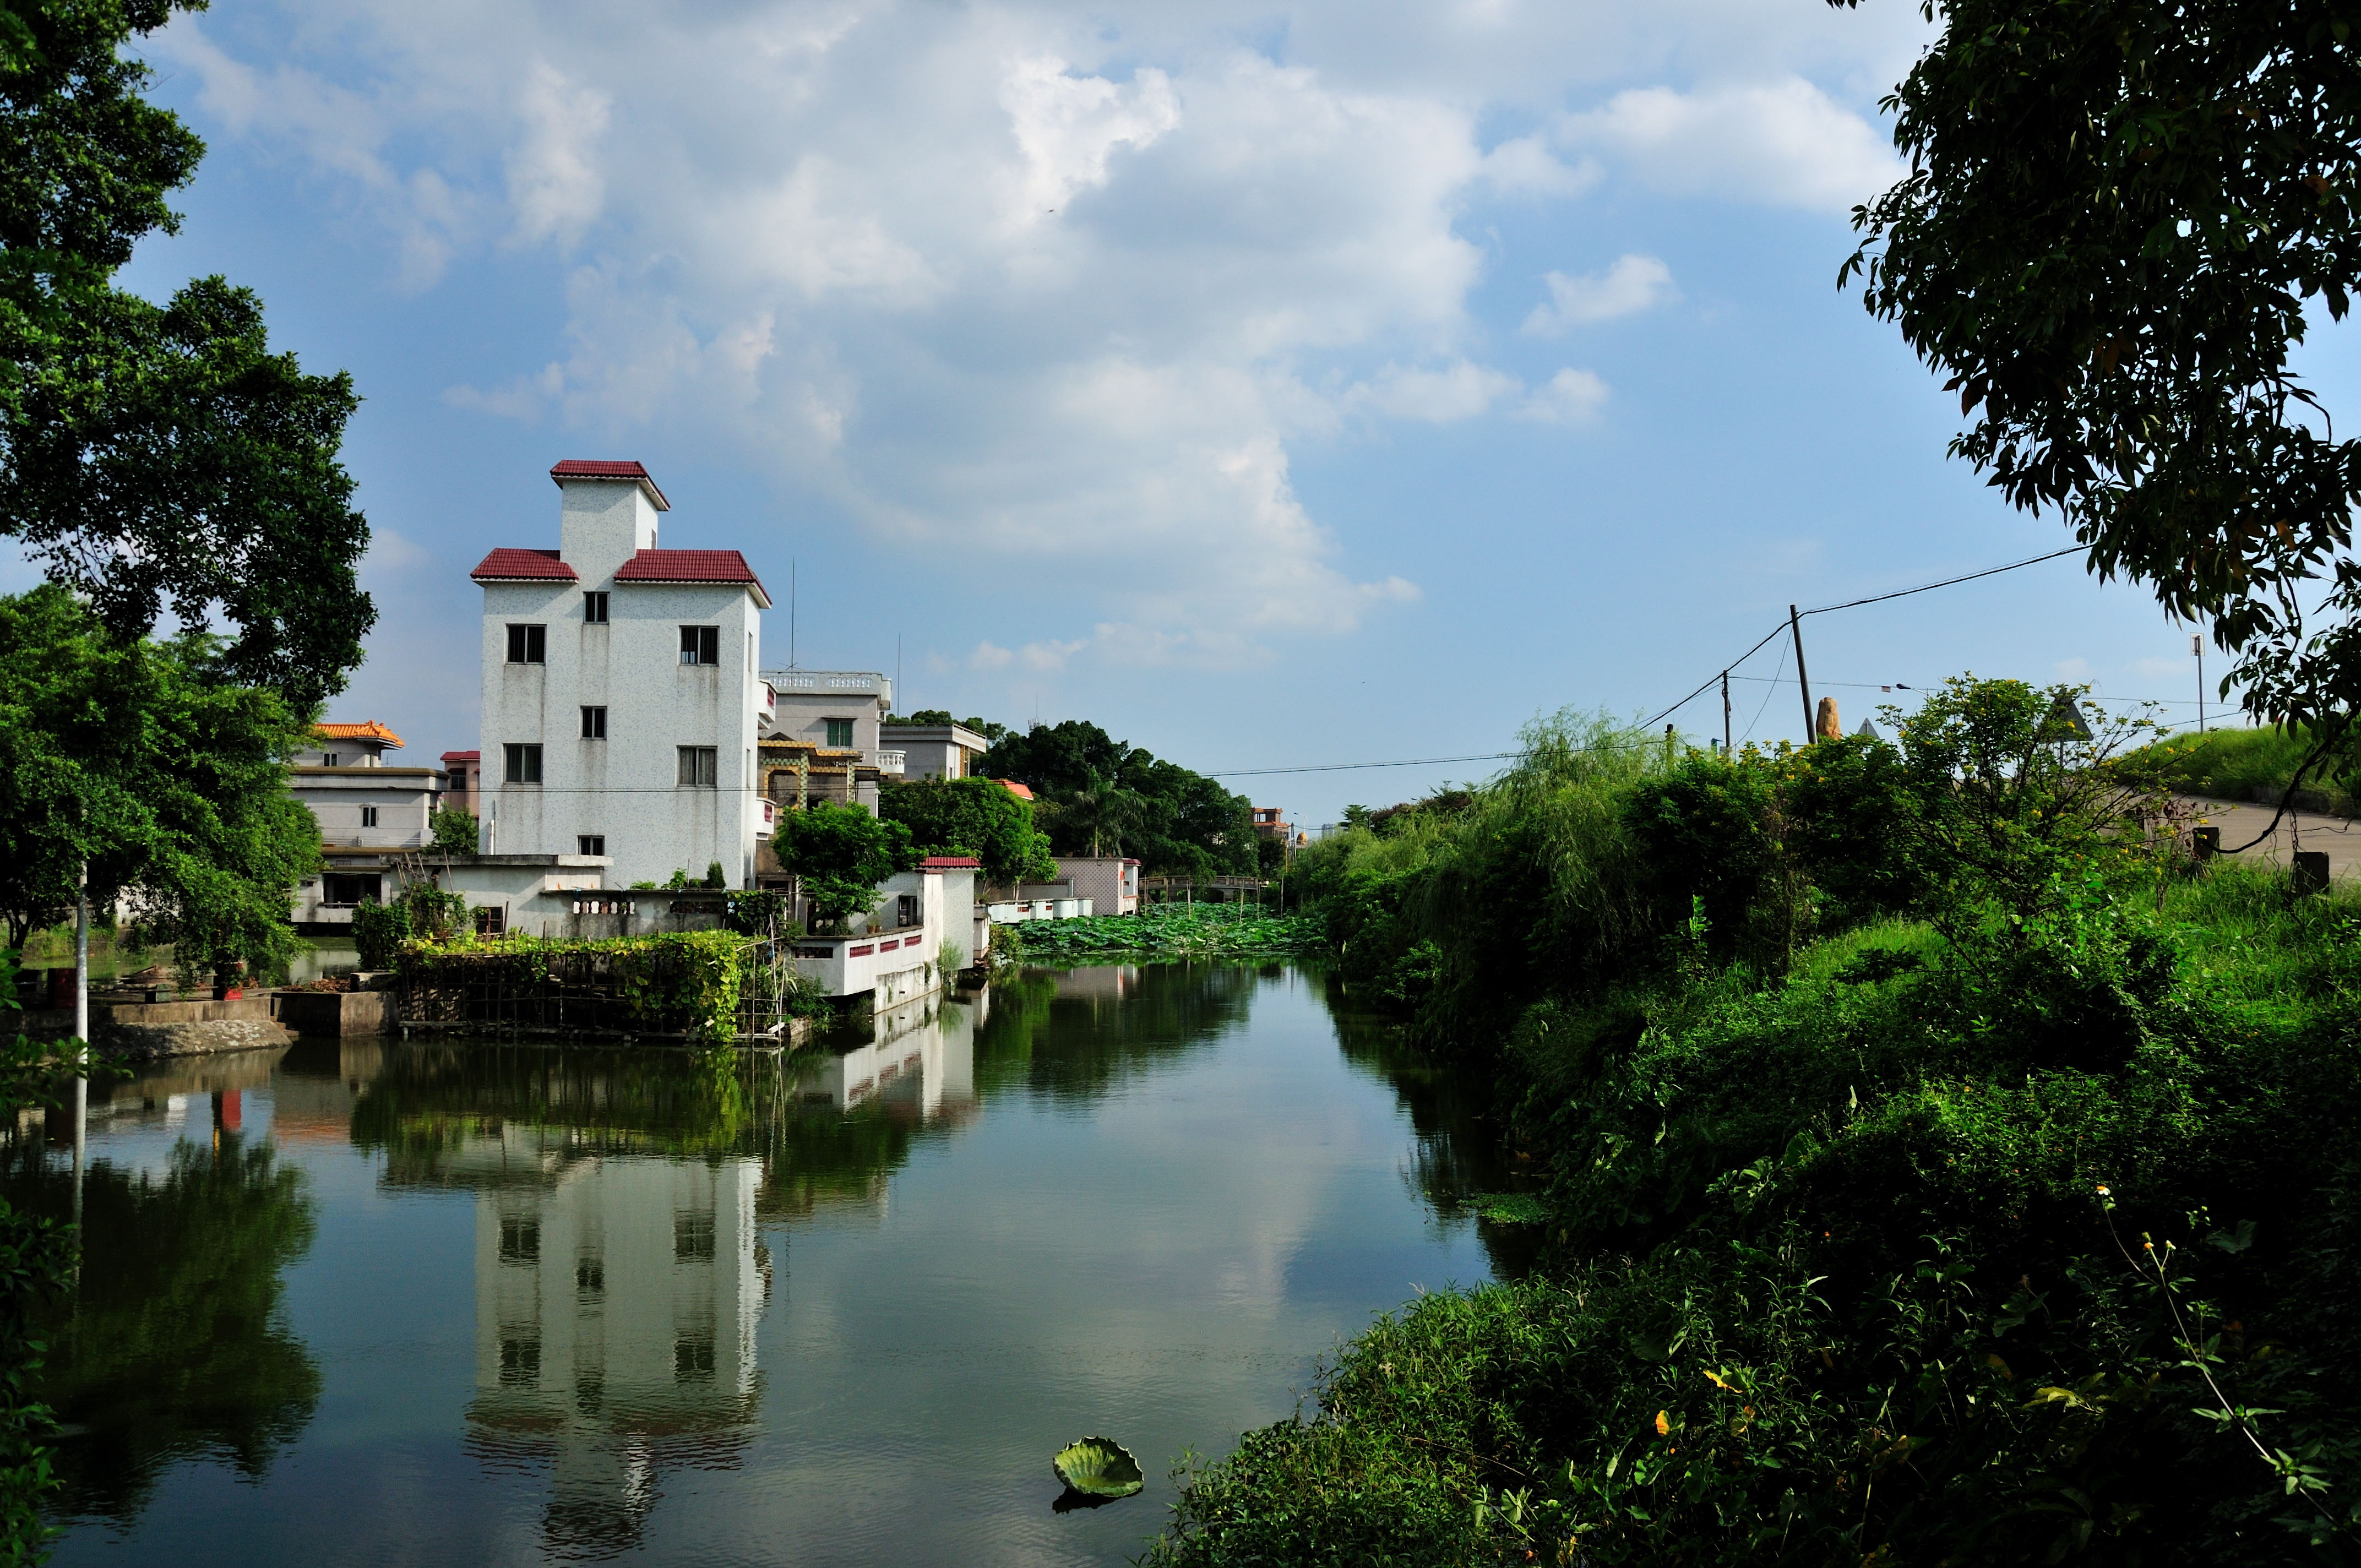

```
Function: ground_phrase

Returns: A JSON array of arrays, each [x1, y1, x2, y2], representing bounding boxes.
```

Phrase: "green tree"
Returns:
[[1837, 0, 2361, 744], [429, 805, 478, 856], [0, 0, 370, 709], [776, 803, 914, 928], [976, 718, 1255, 875], [878, 776, 1056, 885], [0, 585, 319, 977]]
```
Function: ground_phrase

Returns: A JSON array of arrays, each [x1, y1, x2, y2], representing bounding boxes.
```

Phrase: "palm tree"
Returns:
[[1059, 771, 1146, 857]]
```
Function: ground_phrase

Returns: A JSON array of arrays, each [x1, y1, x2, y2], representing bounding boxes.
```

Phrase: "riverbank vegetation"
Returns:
[[1002, 903, 1321, 961], [1152, 677, 2361, 1565]]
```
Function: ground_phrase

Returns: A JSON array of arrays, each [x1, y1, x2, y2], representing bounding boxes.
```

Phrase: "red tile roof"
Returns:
[[550, 459, 670, 510], [921, 856, 982, 869], [612, 549, 773, 607], [318, 720, 403, 748], [997, 779, 1036, 801], [442, 750, 480, 763], [471, 548, 579, 582]]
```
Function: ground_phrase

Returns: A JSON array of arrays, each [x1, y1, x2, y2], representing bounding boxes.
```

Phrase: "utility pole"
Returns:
[[1789, 605, 1814, 741], [2193, 632, 2206, 732], [1721, 670, 1732, 755]]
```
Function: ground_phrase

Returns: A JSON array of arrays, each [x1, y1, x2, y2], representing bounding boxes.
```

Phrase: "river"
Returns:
[[12, 962, 1526, 1566]]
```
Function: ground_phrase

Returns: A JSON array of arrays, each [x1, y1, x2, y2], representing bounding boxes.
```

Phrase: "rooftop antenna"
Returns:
[[790, 559, 797, 669], [895, 634, 902, 716]]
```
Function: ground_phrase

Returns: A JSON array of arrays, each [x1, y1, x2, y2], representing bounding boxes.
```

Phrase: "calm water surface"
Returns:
[[16, 963, 1525, 1566]]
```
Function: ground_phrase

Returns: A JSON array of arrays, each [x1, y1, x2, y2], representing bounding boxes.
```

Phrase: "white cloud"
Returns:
[[1522, 253, 1675, 335], [154, 2, 1920, 662], [1515, 368, 1611, 425], [2053, 657, 2093, 683], [1350, 361, 1520, 423], [505, 60, 610, 247], [1562, 77, 1903, 211]]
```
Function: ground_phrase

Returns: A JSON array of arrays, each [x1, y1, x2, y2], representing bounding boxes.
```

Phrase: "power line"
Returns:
[[1208, 752, 1520, 778], [1646, 546, 2088, 728]]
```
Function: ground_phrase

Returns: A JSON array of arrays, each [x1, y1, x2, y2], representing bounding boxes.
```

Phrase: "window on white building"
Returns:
[[824, 717, 855, 748], [321, 752, 342, 767], [581, 705, 607, 740], [361, 805, 378, 827], [578, 835, 605, 856], [504, 743, 543, 784], [506, 624, 547, 663], [584, 591, 608, 624], [676, 746, 718, 788], [678, 625, 720, 665]]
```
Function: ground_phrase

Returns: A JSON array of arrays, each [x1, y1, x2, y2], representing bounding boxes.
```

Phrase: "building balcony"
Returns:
[[873, 749, 906, 774]]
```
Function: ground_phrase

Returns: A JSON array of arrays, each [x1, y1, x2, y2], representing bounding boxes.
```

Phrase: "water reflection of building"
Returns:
[[794, 993, 981, 1119], [466, 1143, 770, 1558]]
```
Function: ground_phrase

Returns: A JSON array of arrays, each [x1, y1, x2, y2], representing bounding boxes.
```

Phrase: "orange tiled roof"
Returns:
[[999, 779, 1035, 801], [317, 721, 404, 749]]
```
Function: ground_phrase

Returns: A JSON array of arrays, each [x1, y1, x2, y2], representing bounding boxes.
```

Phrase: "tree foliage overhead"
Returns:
[[973, 718, 1255, 878], [0, 0, 369, 709], [1837, 0, 2361, 738]]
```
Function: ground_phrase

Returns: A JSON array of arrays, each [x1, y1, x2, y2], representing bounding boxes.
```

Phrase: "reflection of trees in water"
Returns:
[[349, 1043, 923, 1221], [1319, 976, 1540, 1278], [1, 1136, 320, 1519], [973, 962, 1260, 1101]]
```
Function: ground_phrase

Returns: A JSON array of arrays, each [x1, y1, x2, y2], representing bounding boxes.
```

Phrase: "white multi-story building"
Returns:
[[286, 721, 447, 927], [473, 461, 775, 889]]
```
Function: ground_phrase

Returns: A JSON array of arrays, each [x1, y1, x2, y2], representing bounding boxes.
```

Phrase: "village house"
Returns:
[[472, 460, 774, 888], [286, 722, 446, 929], [880, 719, 992, 782]]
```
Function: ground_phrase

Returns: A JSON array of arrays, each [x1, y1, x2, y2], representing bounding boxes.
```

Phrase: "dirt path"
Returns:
[[2180, 794, 2361, 883]]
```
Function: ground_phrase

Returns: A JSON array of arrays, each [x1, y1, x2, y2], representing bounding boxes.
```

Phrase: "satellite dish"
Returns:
[[2042, 694, 2094, 742]]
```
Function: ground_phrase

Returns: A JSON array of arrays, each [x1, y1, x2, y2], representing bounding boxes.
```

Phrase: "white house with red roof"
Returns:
[[472, 461, 775, 889]]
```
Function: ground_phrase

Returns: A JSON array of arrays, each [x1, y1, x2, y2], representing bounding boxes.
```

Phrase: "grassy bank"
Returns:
[[1150, 682, 2361, 1565], [2124, 723, 2352, 811]]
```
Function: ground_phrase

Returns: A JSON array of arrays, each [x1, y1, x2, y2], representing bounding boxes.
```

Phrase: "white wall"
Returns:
[[479, 481, 764, 889]]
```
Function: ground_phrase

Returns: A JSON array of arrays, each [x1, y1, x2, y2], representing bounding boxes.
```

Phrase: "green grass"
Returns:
[[2125, 722, 2350, 810]]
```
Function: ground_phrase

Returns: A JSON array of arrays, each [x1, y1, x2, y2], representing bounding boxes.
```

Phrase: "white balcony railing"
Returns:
[[874, 749, 906, 773]]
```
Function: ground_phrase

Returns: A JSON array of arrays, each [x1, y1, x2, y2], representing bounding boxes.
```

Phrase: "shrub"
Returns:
[[349, 898, 407, 970]]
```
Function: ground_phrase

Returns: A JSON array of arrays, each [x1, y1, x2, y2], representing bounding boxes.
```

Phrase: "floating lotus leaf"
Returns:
[[1053, 1435, 1144, 1499]]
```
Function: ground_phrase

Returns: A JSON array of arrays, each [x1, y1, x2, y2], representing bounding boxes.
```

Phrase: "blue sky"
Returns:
[[12, 0, 2316, 827]]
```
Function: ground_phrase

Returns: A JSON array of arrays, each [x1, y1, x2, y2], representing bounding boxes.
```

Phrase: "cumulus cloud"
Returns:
[[153, 2, 1918, 663], [1522, 253, 1675, 335], [1562, 78, 1903, 211], [1515, 369, 1611, 425]]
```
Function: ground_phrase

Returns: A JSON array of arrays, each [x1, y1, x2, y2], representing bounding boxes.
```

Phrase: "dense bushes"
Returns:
[[1153, 679, 2361, 1564]]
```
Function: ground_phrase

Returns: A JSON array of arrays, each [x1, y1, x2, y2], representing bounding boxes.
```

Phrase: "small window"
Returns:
[[676, 746, 718, 788], [674, 1210, 716, 1260], [506, 624, 547, 664], [499, 1216, 540, 1264], [474, 905, 507, 937], [674, 1337, 716, 1381], [896, 894, 920, 928], [320, 873, 382, 908], [448, 767, 466, 791], [583, 591, 609, 624], [321, 752, 342, 769], [824, 717, 855, 748], [581, 705, 607, 740], [678, 625, 720, 666], [504, 743, 543, 785], [361, 805, 379, 828], [578, 835, 605, 856]]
